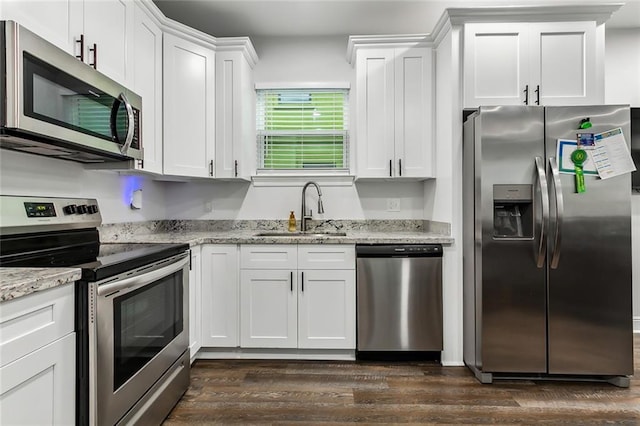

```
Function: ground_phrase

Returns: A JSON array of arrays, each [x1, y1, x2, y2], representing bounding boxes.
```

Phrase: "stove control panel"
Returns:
[[0, 195, 102, 235]]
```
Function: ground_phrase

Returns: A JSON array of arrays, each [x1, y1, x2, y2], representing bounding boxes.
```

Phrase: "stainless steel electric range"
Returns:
[[0, 195, 190, 425]]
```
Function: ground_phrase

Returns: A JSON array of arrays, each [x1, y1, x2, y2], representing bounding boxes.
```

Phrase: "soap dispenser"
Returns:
[[288, 211, 296, 232]]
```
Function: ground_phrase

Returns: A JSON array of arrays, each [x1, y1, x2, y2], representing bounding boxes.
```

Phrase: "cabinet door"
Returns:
[[298, 270, 355, 349], [464, 23, 529, 107], [163, 33, 216, 178], [240, 269, 297, 348], [188, 246, 202, 362], [0, 333, 75, 426], [0, 0, 81, 55], [529, 22, 599, 105], [132, 5, 163, 174], [201, 245, 239, 347], [394, 47, 434, 178], [356, 48, 396, 177], [83, 0, 134, 86], [215, 51, 254, 179]]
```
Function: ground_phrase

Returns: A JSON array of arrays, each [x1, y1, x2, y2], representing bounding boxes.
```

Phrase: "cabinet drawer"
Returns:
[[298, 245, 355, 270], [240, 244, 297, 269], [0, 284, 74, 368]]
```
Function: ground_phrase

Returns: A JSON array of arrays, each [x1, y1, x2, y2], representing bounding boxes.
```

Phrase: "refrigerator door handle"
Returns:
[[535, 156, 549, 268], [549, 157, 564, 269]]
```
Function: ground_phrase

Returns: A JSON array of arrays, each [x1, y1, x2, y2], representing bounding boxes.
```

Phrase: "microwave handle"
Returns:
[[113, 92, 135, 155]]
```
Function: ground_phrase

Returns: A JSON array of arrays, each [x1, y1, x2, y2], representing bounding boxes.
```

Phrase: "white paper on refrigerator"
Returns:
[[591, 128, 636, 179]]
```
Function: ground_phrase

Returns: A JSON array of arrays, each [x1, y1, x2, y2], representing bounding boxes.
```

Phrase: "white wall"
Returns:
[[164, 180, 426, 220], [605, 28, 640, 107], [0, 150, 167, 224], [605, 27, 640, 331], [163, 35, 427, 221], [428, 28, 464, 366]]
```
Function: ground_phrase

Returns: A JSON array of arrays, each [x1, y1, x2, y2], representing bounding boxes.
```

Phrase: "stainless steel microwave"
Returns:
[[0, 21, 142, 163]]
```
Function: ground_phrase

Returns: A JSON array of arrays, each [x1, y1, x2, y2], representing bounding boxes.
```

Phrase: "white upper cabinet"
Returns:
[[351, 41, 434, 179], [132, 4, 163, 174], [163, 33, 216, 178], [82, 0, 134, 86], [464, 21, 600, 107], [215, 47, 257, 179], [1, 0, 134, 86], [0, 0, 80, 55]]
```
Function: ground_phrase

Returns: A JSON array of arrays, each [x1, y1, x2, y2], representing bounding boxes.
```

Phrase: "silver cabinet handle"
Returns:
[[98, 254, 188, 297], [549, 157, 564, 269], [535, 157, 549, 268]]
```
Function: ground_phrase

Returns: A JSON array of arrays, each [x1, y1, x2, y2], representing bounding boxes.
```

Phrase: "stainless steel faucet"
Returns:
[[301, 181, 324, 232]]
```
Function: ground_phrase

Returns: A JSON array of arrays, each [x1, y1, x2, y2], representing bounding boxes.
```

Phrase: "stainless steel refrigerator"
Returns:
[[462, 105, 633, 387]]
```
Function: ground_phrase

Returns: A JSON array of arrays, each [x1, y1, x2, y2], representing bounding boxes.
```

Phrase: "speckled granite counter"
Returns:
[[99, 219, 454, 246], [1, 220, 452, 303], [0, 268, 81, 302]]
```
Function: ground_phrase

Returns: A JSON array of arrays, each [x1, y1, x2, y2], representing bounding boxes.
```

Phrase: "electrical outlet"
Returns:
[[204, 201, 213, 213], [387, 198, 401, 212]]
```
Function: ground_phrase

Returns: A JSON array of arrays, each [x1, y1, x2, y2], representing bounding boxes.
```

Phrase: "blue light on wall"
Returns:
[[122, 175, 143, 208]]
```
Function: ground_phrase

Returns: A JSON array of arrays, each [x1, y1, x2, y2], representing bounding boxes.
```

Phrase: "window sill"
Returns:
[[251, 174, 355, 187]]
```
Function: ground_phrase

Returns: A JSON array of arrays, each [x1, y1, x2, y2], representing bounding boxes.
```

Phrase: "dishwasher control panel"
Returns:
[[356, 244, 442, 257]]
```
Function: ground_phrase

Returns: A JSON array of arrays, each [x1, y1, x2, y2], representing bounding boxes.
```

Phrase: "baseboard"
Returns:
[[441, 360, 465, 367], [634, 316, 640, 333], [197, 347, 356, 361]]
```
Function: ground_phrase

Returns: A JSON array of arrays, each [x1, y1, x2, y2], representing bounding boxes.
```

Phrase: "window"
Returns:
[[256, 88, 349, 173]]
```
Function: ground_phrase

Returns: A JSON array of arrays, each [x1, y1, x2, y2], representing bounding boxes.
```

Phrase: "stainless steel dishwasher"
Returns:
[[356, 244, 443, 354]]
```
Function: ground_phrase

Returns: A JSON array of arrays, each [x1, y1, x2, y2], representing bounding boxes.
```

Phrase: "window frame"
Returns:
[[254, 83, 352, 178]]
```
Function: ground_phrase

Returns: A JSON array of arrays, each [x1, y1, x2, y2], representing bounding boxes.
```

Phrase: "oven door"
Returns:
[[91, 252, 189, 426]]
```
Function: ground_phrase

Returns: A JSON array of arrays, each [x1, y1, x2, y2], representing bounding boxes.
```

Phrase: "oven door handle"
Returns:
[[97, 255, 188, 297]]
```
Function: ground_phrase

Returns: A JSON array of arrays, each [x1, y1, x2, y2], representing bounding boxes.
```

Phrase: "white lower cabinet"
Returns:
[[239, 244, 356, 350], [0, 284, 75, 425], [298, 269, 356, 349], [188, 246, 202, 362], [0, 333, 75, 426], [201, 245, 239, 347], [240, 269, 298, 348]]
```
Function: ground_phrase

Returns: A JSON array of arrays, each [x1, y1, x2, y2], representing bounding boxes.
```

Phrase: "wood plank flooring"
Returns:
[[164, 335, 640, 424]]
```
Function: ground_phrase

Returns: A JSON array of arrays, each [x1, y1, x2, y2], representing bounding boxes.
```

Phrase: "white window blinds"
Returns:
[[256, 88, 349, 171]]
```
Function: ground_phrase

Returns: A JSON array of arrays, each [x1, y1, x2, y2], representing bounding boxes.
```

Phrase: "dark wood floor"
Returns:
[[165, 335, 640, 424]]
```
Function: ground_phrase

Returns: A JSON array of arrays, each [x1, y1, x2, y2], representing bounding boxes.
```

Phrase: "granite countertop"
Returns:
[[0, 267, 81, 302], [99, 219, 454, 246], [1, 219, 453, 303], [100, 228, 453, 246]]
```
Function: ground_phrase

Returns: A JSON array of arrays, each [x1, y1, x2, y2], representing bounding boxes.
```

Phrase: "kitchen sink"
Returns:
[[255, 231, 347, 237]]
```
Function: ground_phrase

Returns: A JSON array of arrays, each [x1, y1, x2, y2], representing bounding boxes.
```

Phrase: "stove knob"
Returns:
[[63, 204, 77, 215], [77, 205, 88, 214], [87, 205, 99, 214]]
